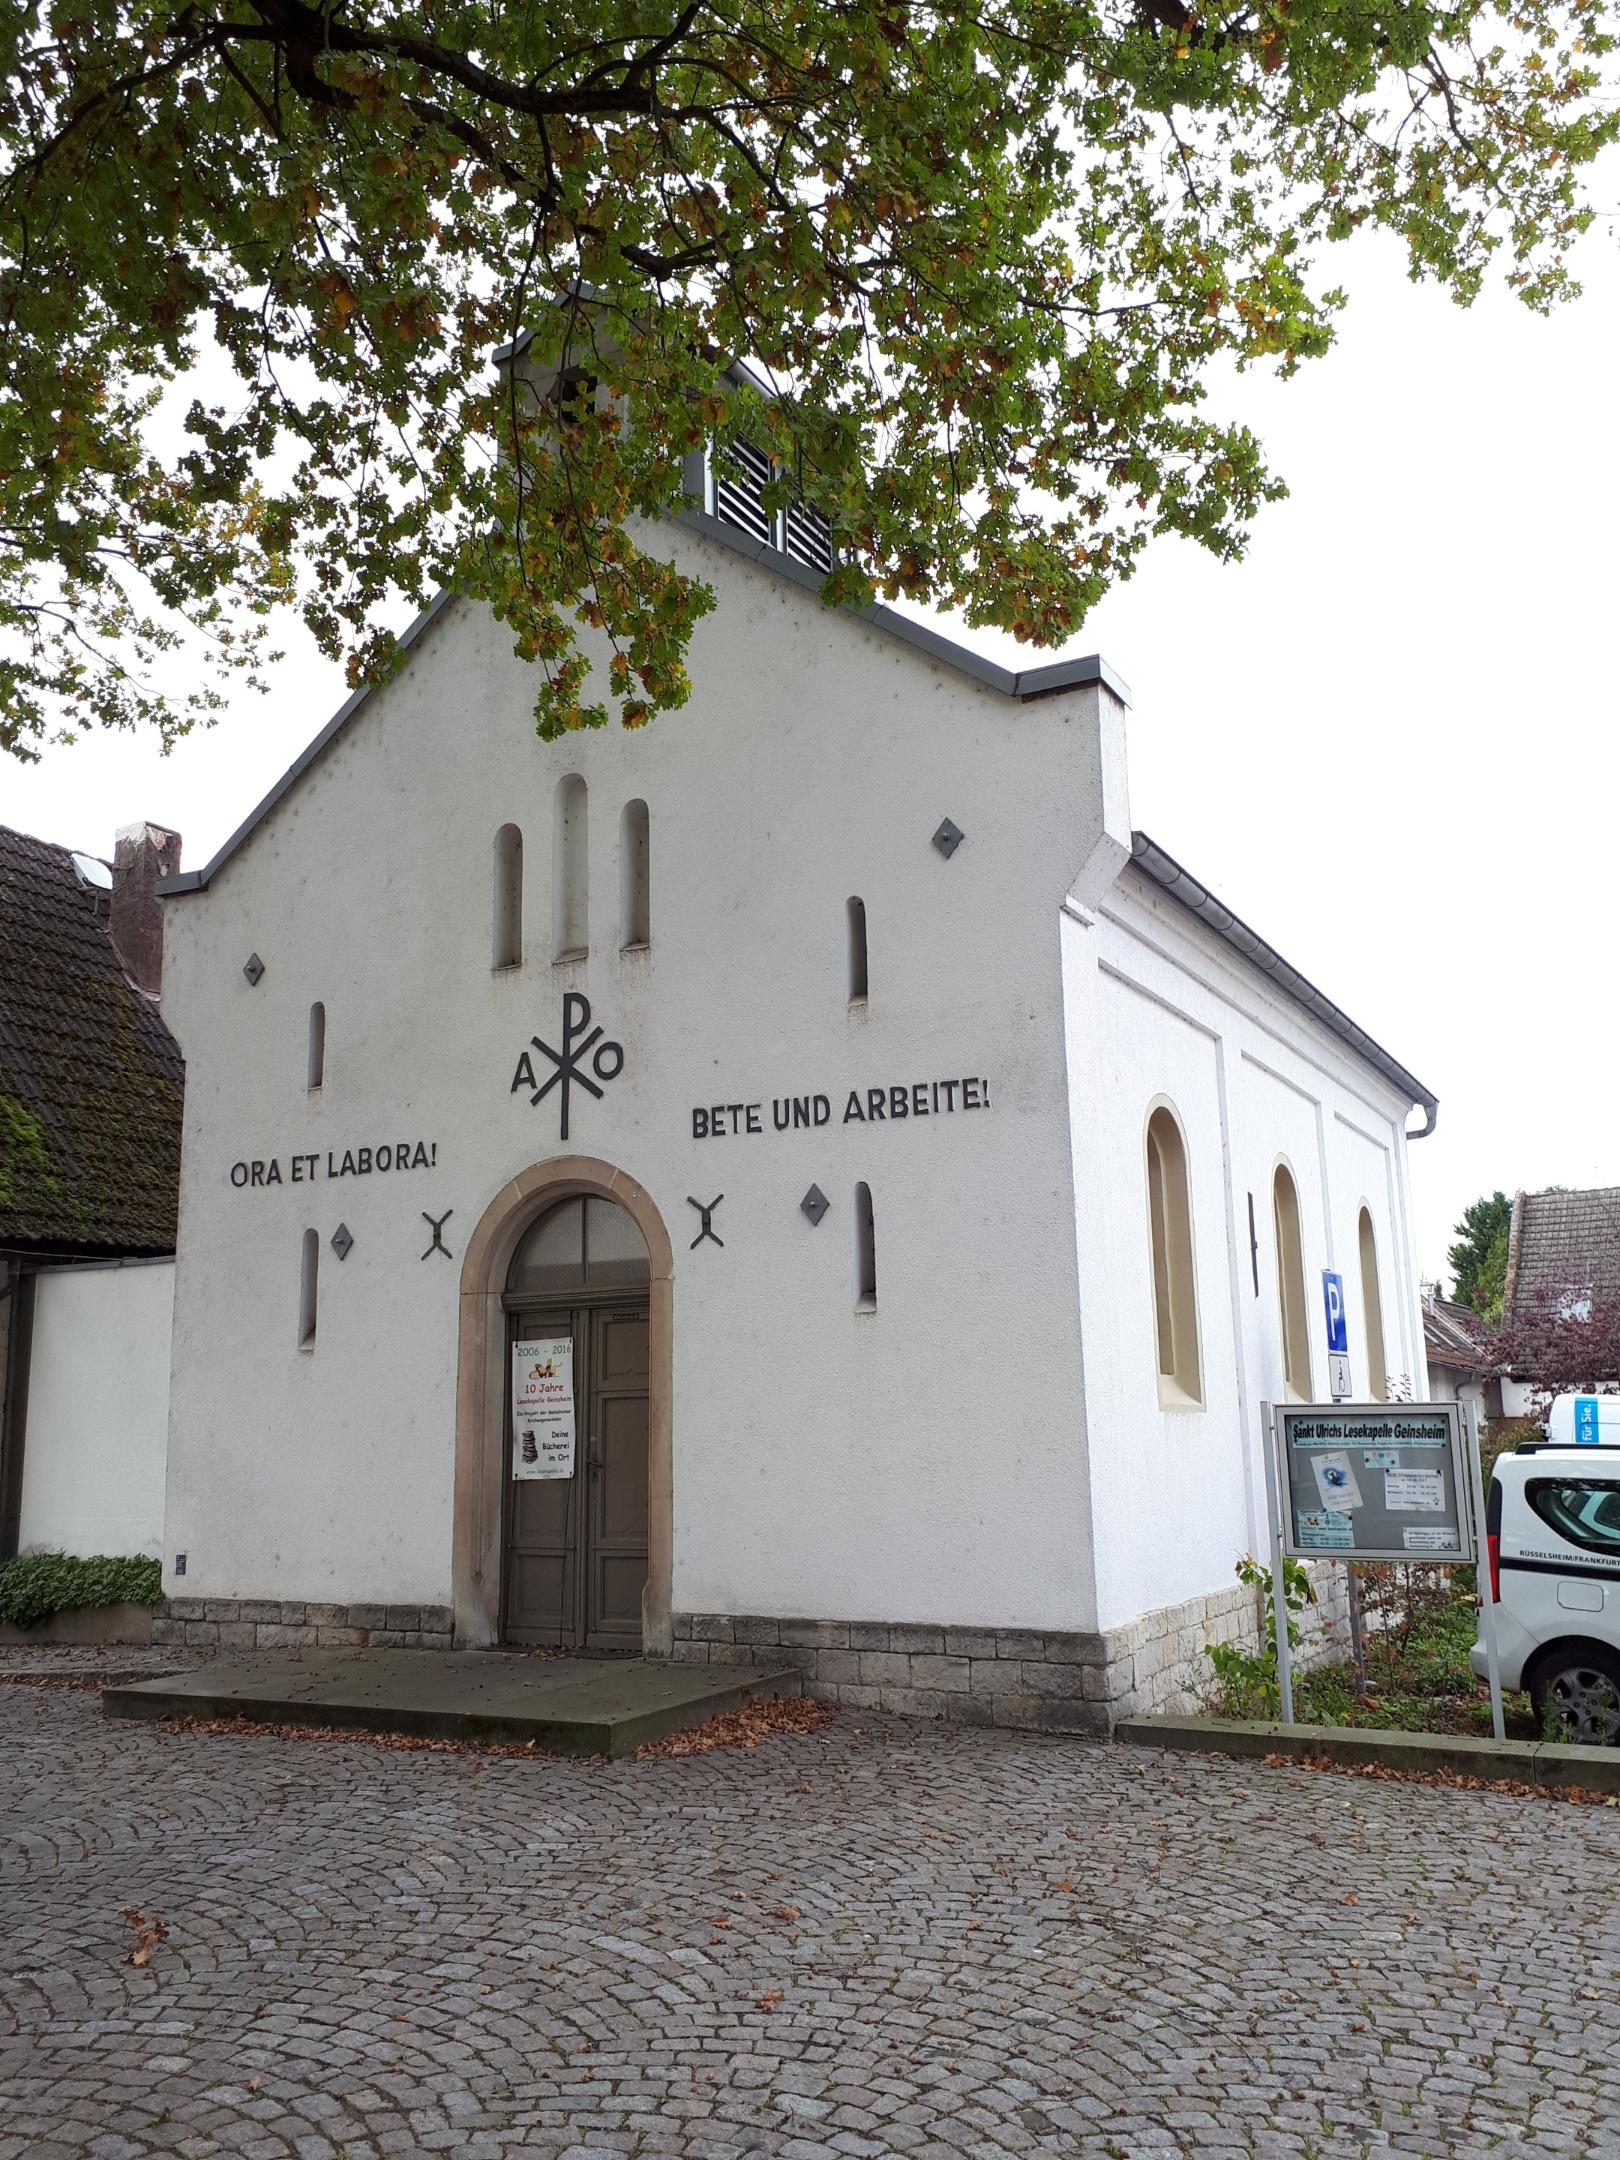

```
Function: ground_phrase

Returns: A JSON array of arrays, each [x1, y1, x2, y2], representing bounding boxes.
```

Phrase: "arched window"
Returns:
[[1359, 1207, 1388, 1401], [846, 897, 868, 1004], [506, 1194, 649, 1294], [853, 1182, 877, 1309], [1273, 1164, 1311, 1400], [298, 1228, 319, 1348], [553, 777, 588, 960], [1145, 1107, 1202, 1407], [493, 824, 523, 969], [307, 1001, 325, 1091], [619, 799, 650, 950]]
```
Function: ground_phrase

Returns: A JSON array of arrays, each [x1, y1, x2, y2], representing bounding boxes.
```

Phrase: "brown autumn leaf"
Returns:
[[122, 1908, 169, 1968], [756, 1987, 783, 2011], [768, 1906, 801, 1923], [635, 1695, 833, 1759]]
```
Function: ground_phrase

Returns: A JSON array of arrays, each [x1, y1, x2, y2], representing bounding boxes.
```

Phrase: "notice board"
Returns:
[[1271, 1402, 1474, 1564]]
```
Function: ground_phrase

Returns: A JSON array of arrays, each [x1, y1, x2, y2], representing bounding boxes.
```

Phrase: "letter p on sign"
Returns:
[[1321, 1270, 1348, 1356]]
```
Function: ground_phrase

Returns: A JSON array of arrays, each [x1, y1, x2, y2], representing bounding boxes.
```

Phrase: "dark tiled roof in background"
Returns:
[[0, 824, 182, 1255], [1424, 1294, 1490, 1374], [1504, 1186, 1620, 1321]]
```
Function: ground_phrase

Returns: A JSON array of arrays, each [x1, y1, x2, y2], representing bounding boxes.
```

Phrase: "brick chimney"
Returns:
[[110, 823, 182, 996]]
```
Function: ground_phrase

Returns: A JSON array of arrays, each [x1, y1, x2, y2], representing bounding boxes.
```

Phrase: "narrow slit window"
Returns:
[[307, 1001, 325, 1091], [854, 1182, 877, 1309], [620, 799, 650, 949], [1273, 1164, 1311, 1401], [493, 824, 523, 969], [846, 896, 868, 1004], [553, 775, 588, 960], [1145, 1107, 1203, 1407], [1359, 1207, 1388, 1401], [298, 1228, 319, 1348]]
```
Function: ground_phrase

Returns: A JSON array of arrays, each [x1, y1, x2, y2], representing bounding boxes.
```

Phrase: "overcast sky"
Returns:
[[6, 226, 1616, 1286]]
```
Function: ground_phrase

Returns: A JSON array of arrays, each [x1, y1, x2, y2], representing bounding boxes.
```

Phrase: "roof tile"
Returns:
[[0, 824, 182, 1255]]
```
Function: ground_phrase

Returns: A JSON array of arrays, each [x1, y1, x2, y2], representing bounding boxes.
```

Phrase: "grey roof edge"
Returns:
[[157, 509, 1128, 901], [1127, 830, 1439, 1140], [156, 590, 456, 898], [675, 504, 1130, 706]]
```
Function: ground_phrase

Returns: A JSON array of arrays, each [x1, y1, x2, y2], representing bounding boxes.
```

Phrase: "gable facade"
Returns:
[[155, 516, 1434, 1726]]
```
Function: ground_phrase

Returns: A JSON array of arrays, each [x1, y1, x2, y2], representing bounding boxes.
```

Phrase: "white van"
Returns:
[[1543, 1391, 1620, 1450], [1473, 1427, 1620, 1743]]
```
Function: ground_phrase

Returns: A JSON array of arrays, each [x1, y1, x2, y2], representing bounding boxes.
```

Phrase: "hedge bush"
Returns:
[[0, 1552, 163, 1629]]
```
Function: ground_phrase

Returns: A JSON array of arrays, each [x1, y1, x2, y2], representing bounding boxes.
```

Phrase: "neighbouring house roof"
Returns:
[[1423, 1292, 1491, 1376], [1503, 1185, 1620, 1323], [0, 824, 183, 1258], [1125, 834, 1439, 1136]]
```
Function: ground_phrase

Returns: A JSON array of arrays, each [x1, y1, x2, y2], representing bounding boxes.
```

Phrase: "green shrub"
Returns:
[[1205, 1552, 1318, 1720], [0, 1551, 163, 1629]]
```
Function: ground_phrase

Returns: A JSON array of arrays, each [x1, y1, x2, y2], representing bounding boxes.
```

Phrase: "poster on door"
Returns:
[[511, 1337, 575, 1480]]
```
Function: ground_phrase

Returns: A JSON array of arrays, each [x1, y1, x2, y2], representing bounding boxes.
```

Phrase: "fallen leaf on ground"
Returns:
[[635, 1695, 833, 1759], [121, 1908, 168, 1969], [1261, 1749, 1620, 1808], [756, 1987, 783, 2010]]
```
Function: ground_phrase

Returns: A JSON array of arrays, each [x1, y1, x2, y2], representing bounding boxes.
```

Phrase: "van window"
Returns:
[[1527, 1479, 1620, 1558]]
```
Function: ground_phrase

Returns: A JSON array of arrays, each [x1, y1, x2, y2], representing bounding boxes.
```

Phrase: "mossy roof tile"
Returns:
[[0, 823, 182, 1255]]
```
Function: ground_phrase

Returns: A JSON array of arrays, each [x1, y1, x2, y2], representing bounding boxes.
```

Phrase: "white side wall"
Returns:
[[17, 1261, 172, 1560], [1063, 869, 1427, 1636]]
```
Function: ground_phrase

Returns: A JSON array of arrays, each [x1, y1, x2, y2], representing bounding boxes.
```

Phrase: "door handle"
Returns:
[[588, 1444, 603, 1480]]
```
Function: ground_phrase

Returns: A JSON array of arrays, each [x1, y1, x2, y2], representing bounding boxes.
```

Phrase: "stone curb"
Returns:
[[1116, 1714, 1620, 1794]]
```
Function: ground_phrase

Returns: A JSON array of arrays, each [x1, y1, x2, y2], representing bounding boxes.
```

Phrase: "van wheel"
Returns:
[[1530, 1647, 1620, 1746]]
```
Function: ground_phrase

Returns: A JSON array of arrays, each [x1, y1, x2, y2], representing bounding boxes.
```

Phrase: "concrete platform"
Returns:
[[101, 1651, 794, 1759]]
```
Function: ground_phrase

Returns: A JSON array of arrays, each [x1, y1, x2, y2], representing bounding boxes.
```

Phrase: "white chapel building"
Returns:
[[154, 430, 1437, 1731]]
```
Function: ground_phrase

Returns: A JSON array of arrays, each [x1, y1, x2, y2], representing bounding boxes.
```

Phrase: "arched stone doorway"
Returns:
[[453, 1159, 674, 1653]]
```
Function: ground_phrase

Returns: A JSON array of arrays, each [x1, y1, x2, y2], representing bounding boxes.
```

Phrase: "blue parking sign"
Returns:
[[1575, 1395, 1601, 1445], [1321, 1271, 1348, 1356]]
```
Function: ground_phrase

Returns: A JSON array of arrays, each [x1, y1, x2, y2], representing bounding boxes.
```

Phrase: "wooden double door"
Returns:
[[502, 1298, 650, 1650]]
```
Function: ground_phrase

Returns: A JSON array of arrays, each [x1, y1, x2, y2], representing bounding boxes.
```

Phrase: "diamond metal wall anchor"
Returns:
[[800, 1185, 829, 1226], [330, 1223, 354, 1261], [932, 818, 964, 859], [242, 953, 265, 985]]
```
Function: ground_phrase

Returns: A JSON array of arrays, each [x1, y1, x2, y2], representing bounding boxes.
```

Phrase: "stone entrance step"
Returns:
[[102, 1651, 794, 1759]]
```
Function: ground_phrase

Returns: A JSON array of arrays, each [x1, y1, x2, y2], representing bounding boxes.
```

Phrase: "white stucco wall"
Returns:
[[1062, 868, 1427, 1635], [17, 1260, 172, 1559], [160, 523, 1130, 1628]]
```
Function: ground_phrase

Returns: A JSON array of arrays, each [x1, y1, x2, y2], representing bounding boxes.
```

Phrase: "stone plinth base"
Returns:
[[672, 1566, 1351, 1735], [152, 1598, 455, 1654]]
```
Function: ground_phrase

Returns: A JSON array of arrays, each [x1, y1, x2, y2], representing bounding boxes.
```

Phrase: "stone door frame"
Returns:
[[453, 1158, 674, 1653]]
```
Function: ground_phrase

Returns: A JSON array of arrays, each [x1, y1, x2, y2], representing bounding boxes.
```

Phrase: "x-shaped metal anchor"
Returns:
[[687, 1194, 724, 1250], [421, 1208, 454, 1261]]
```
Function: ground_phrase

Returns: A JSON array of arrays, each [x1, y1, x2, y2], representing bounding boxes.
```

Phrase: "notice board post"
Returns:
[[1463, 1396, 1506, 1742], [1259, 1401, 1295, 1725]]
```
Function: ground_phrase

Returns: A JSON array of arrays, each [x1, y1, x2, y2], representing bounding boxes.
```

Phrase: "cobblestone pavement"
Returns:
[[4, 1662, 1620, 2159]]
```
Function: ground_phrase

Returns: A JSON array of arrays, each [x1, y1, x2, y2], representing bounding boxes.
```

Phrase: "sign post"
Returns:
[[1321, 1270, 1352, 1401], [1464, 1397, 1506, 1744], [1259, 1401, 1295, 1726]]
